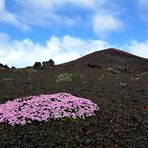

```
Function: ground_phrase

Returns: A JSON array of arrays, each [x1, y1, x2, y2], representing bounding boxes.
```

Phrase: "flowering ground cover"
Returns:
[[0, 93, 99, 126]]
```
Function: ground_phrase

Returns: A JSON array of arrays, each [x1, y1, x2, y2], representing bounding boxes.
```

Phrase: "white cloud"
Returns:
[[123, 40, 148, 59], [0, 33, 111, 68], [138, 0, 148, 8], [92, 13, 123, 37], [0, 0, 18, 24], [14, 0, 102, 11], [13, 0, 101, 27], [13, 0, 121, 36], [0, 0, 29, 30], [0, 0, 124, 37]]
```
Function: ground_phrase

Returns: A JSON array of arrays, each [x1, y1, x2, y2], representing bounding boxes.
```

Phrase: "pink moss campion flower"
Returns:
[[0, 93, 99, 126]]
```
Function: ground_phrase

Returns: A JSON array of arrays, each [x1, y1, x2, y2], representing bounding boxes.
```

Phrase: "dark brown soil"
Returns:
[[0, 49, 148, 148]]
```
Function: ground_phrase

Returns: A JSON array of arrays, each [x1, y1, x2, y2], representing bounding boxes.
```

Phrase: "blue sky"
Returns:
[[0, 0, 148, 68]]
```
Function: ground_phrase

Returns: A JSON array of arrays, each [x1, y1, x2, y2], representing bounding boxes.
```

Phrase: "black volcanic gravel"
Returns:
[[0, 66, 148, 148]]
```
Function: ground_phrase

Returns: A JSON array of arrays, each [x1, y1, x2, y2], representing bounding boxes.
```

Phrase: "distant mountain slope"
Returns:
[[61, 48, 148, 72]]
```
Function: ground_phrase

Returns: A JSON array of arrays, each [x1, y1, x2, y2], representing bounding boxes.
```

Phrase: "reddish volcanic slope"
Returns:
[[62, 48, 148, 72]]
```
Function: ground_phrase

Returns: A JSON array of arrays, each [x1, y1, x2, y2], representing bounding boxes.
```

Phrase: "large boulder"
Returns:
[[42, 59, 54, 68], [3, 65, 9, 69], [11, 66, 16, 69], [0, 63, 9, 70], [0, 63, 3, 67], [34, 62, 41, 69]]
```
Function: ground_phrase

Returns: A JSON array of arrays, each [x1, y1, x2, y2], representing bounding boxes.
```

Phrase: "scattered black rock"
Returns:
[[113, 65, 131, 73], [84, 62, 101, 68], [107, 65, 136, 74]]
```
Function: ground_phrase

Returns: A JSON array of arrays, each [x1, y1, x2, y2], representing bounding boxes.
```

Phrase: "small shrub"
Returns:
[[56, 73, 74, 83]]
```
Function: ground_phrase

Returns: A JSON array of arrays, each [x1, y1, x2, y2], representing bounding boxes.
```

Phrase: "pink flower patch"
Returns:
[[0, 93, 99, 126]]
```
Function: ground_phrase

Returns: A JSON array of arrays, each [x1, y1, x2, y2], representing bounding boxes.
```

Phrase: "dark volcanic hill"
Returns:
[[62, 48, 148, 72]]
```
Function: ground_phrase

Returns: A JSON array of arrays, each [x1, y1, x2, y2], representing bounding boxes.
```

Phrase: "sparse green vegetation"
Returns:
[[56, 73, 74, 83]]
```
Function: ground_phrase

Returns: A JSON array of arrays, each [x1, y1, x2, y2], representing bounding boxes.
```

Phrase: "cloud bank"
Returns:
[[0, 33, 148, 68], [124, 40, 148, 59], [0, 33, 110, 68]]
